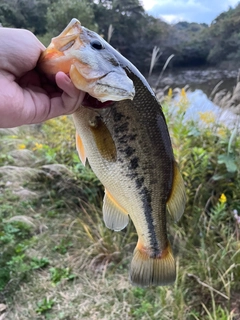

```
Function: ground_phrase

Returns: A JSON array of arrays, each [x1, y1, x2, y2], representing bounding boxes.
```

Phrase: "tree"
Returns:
[[0, 0, 49, 34], [164, 22, 210, 67], [207, 4, 240, 67], [46, 0, 97, 37]]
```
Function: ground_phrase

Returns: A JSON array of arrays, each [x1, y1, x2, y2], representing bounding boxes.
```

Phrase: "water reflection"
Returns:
[[180, 89, 238, 129], [150, 68, 240, 96], [149, 68, 240, 128]]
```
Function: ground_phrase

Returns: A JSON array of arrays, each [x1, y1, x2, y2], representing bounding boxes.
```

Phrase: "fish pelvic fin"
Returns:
[[167, 161, 186, 222], [103, 189, 129, 231], [76, 131, 87, 166], [130, 241, 176, 287]]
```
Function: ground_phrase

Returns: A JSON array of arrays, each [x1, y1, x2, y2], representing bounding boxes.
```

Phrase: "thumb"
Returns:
[[55, 71, 85, 113]]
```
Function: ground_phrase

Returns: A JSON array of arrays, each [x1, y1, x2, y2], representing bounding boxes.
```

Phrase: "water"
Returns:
[[149, 67, 240, 96], [149, 67, 240, 128], [183, 90, 238, 129]]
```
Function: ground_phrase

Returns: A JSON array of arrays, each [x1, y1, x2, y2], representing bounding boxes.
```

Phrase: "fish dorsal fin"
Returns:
[[76, 131, 87, 166], [103, 189, 129, 231], [167, 161, 186, 222]]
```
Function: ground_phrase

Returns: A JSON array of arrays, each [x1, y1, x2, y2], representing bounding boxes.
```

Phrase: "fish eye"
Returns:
[[90, 40, 104, 50], [59, 40, 75, 52]]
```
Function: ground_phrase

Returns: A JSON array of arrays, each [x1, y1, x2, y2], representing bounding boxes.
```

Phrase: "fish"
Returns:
[[38, 18, 186, 287]]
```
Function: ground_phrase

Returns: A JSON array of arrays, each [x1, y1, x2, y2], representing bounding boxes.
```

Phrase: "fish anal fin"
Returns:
[[167, 161, 186, 222], [76, 131, 87, 166], [130, 241, 176, 287], [103, 189, 129, 231]]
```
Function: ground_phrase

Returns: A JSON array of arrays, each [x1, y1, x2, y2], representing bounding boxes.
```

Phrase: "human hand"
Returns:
[[0, 28, 84, 128]]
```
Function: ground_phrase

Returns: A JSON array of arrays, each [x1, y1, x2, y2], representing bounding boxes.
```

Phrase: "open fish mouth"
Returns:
[[65, 72, 115, 109], [82, 93, 114, 109], [42, 71, 114, 110]]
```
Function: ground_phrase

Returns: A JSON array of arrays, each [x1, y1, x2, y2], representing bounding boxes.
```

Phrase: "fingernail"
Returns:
[[65, 74, 71, 83]]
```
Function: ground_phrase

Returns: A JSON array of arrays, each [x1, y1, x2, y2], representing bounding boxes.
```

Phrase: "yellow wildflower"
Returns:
[[61, 115, 67, 121], [219, 193, 227, 204], [33, 142, 43, 151], [176, 88, 188, 113], [199, 111, 215, 124], [217, 127, 226, 137], [168, 88, 173, 98], [18, 144, 26, 149], [181, 88, 187, 99]]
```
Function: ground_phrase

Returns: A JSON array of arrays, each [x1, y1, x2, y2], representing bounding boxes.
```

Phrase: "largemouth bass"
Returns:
[[38, 19, 186, 287]]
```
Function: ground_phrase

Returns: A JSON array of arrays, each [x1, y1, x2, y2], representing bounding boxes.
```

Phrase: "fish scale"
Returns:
[[38, 18, 186, 287]]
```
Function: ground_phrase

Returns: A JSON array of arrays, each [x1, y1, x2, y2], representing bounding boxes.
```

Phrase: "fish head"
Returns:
[[39, 19, 135, 105]]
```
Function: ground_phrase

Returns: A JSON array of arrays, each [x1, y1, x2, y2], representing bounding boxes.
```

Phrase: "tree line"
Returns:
[[1, 0, 240, 74]]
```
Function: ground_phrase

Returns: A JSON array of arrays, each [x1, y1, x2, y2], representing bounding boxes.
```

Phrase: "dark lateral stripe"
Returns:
[[111, 107, 160, 255], [138, 185, 160, 256]]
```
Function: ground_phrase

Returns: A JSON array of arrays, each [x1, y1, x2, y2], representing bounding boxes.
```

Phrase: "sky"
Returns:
[[141, 0, 240, 24]]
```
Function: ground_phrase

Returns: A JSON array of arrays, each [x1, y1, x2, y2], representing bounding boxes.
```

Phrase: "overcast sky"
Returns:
[[141, 0, 239, 24]]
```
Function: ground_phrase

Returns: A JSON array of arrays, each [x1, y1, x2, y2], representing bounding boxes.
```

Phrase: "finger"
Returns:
[[55, 71, 79, 97], [46, 89, 85, 119], [22, 90, 71, 124], [55, 71, 85, 113], [20, 73, 85, 125]]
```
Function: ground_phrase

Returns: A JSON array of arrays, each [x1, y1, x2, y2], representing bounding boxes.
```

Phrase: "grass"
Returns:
[[0, 88, 240, 319]]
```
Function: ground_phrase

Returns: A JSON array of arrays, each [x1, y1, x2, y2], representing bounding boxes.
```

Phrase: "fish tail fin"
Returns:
[[130, 241, 176, 287]]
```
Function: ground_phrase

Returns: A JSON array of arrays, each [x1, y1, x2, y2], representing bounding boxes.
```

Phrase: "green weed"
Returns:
[[30, 257, 50, 270], [36, 297, 54, 314], [49, 267, 76, 285], [53, 239, 73, 254]]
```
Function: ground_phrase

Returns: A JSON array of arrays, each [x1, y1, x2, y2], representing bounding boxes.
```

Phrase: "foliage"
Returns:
[[36, 297, 54, 314], [166, 22, 210, 67], [49, 267, 76, 285], [0, 218, 32, 291], [206, 4, 240, 67], [46, 0, 97, 37], [0, 0, 48, 34]]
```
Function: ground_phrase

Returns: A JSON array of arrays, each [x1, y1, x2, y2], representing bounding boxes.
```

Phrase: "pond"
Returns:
[[149, 67, 240, 128], [149, 67, 240, 96]]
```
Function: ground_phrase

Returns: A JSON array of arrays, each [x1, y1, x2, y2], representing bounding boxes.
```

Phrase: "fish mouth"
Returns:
[[41, 70, 114, 110], [82, 93, 114, 109], [65, 72, 114, 109]]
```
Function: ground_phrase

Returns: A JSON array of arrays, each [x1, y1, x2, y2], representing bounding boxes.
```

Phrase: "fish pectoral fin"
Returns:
[[167, 161, 186, 222], [130, 241, 176, 287], [103, 189, 129, 231], [76, 131, 87, 166], [89, 117, 117, 162]]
